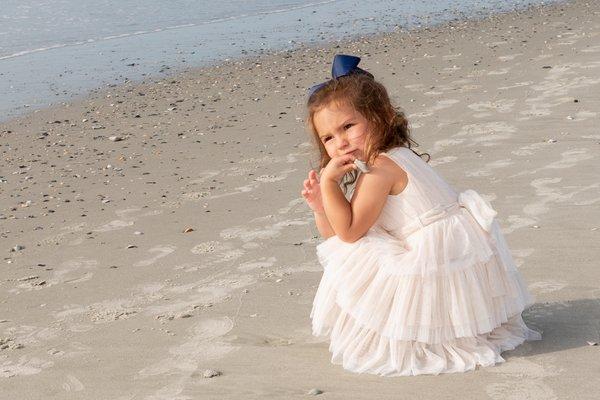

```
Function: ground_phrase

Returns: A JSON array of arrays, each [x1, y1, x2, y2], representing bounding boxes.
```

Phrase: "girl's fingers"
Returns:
[[340, 153, 355, 162]]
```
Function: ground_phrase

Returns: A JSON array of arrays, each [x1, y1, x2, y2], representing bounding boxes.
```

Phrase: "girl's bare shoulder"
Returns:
[[372, 153, 408, 196]]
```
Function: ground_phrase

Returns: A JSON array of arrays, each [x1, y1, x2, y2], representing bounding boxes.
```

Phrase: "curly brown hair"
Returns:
[[305, 73, 430, 194]]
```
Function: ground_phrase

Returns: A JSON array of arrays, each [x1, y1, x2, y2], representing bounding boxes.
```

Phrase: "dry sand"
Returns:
[[1, 0, 600, 398]]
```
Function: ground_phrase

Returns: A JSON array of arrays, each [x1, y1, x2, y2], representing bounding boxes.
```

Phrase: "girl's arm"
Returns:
[[321, 156, 403, 243], [313, 210, 336, 239]]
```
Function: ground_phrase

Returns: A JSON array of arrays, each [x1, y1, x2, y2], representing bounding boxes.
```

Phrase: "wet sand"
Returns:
[[1, 0, 599, 398]]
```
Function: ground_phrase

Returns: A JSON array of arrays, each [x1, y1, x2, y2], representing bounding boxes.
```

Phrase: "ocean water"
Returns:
[[0, 0, 562, 121]]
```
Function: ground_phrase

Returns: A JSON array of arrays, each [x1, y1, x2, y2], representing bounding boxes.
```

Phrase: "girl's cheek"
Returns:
[[347, 130, 365, 142], [324, 142, 335, 155]]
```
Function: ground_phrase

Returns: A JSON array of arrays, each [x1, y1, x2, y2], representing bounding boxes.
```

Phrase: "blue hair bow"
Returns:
[[307, 54, 373, 98]]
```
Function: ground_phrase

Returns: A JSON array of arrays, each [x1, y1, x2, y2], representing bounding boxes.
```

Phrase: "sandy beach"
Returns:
[[2, 0, 600, 398]]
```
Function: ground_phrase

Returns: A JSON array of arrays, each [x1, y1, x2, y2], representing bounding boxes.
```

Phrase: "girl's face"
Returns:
[[313, 101, 370, 160]]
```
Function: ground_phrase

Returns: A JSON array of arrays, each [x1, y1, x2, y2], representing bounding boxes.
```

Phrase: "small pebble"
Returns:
[[126, 244, 137, 249], [183, 227, 194, 233], [109, 136, 122, 142], [587, 341, 598, 346], [532, 225, 540, 229], [308, 388, 323, 396], [203, 369, 222, 378], [547, 138, 557, 143]]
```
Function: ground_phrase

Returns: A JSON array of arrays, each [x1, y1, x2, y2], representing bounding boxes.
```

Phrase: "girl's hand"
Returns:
[[320, 154, 357, 184], [301, 169, 325, 213]]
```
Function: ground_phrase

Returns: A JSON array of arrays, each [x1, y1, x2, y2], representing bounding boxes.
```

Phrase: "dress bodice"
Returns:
[[374, 146, 458, 235]]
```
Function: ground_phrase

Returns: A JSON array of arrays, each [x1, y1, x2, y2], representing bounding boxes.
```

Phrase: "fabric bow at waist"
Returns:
[[457, 189, 497, 232], [386, 189, 498, 240]]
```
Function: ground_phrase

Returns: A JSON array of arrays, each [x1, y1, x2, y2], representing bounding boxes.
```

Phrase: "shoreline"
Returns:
[[0, 0, 571, 125], [2, 0, 600, 397]]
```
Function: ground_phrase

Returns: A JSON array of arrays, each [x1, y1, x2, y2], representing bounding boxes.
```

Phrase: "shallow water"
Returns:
[[0, 0, 564, 121]]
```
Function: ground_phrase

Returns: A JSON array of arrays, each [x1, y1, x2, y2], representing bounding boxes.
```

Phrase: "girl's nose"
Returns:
[[338, 136, 350, 149]]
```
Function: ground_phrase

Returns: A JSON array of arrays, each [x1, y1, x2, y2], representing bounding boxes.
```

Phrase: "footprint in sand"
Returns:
[[404, 83, 426, 92], [497, 53, 523, 61], [92, 208, 162, 232], [220, 218, 309, 243], [523, 178, 563, 217], [429, 156, 457, 167], [138, 316, 238, 394], [134, 245, 176, 267], [487, 68, 511, 75], [498, 81, 533, 90], [581, 45, 600, 53], [238, 257, 277, 272], [62, 374, 84, 391], [509, 148, 593, 176], [189, 170, 220, 184], [465, 159, 513, 177], [442, 53, 462, 60], [92, 219, 134, 232], [453, 122, 516, 146], [540, 149, 593, 170], [522, 176, 599, 216], [485, 358, 562, 400], [207, 168, 296, 200], [0, 356, 54, 378], [46, 258, 98, 287], [276, 197, 306, 215], [529, 281, 568, 294], [468, 99, 515, 113], [408, 99, 459, 118], [519, 64, 600, 119], [430, 138, 465, 154], [572, 110, 597, 120], [511, 141, 548, 157], [503, 215, 538, 234]]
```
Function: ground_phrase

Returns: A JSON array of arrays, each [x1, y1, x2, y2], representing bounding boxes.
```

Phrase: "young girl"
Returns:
[[301, 54, 542, 377]]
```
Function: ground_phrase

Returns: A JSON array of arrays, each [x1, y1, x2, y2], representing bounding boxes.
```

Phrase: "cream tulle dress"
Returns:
[[310, 146, 542, 376]]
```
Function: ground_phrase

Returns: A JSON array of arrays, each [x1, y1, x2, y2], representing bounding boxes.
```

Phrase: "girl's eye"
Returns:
[[344, 124, 353, 130], [323, 136, 331, 142]]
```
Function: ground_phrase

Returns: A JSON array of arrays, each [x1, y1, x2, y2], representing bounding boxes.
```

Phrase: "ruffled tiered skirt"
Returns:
[[310, 205, 542, 376]]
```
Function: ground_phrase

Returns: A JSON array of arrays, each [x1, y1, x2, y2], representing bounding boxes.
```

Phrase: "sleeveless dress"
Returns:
[[310, 146, 542, 376]]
